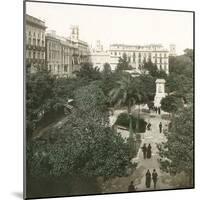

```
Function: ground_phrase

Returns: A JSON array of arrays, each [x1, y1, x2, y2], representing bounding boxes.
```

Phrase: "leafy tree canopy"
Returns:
[[159, 106, 194, 185], [161, 95, 183, 113], [116, 53, 132, 71]]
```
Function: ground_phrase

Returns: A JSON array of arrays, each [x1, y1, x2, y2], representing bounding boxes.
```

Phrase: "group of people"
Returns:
[[128, 168, 159, 192], [153, 106, 161, 115], [127, 117, 163, 192], [141, 143, 152, 159], [145, 169, 158, 189], [147, 121, 162, 133]]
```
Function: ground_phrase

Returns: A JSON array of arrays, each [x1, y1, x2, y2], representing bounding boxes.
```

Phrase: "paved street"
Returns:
[[103, 109, 172, 193], [133, 112, 172, 191]]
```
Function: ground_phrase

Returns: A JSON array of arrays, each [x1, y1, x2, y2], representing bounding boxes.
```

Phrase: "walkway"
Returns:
[[102, 110, 172, 193], [133, 112, 172, 191]]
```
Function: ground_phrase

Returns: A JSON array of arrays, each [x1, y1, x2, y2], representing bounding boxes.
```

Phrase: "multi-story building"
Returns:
[[25, 14, 46, 73], [69, 26, 90, 66], [109, 44, 169, 74], [45, 30, 76, 77], [45, 26, 90, 77]]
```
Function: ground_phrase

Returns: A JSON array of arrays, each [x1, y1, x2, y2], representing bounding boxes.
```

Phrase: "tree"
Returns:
[[116, 53, 132, 71], [109, 73, 141, 114], [158, 106, 194, 186], [137, 74, 155, 102], [28, 84, 132, 180], [102, 63, 112, 74], [74, 62, 102, 82], [143, 60, 158, 77], [26, 68, 56, 138], [184, 48, 193, 61], [166, 52, 193, 103], [109, 73, 145, 137], [143, 60, 167, 79], [161, 95, 183, 114]]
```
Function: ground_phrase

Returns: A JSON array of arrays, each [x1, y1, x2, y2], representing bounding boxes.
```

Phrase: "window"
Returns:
[[37, 52, 40, 59], [33, 38, 36, 45], [64, 64, 68, 72], [29, 51, 31, 58], [133, 52, 135, 62], [164, 64, 167, 71], [115, 52, 117, 56], [33, 51, 36, 59]]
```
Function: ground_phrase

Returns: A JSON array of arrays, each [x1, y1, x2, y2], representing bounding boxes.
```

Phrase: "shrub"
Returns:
[[115, 112, 147, 133]]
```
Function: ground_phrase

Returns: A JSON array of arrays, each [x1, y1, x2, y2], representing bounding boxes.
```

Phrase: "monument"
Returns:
[[154, 79, 167, 108]]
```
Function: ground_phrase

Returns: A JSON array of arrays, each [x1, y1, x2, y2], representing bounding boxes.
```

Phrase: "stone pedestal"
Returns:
[[154, 79, 166, 108]]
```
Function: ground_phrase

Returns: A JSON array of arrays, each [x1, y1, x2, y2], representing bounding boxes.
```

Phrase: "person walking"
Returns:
[[145, 169, 151, 188], [159, 122, 162, 133], [158, 107, 161, 115], [141, 143, 147, 159], [147, 144, 152, 159], [152, 169, 158, 189], [147, 122, 151, 131], [155, 107, 158, 114], [128, 181, 136, 192]]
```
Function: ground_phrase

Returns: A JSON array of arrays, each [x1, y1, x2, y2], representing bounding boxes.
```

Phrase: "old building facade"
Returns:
[[45, 31, 76, 77], [45, 26, 90, 77], [109, 44, 169, 74], [90, 42, 169, 74], [25, 14, 46, 72], [90, 41, 110, 71]]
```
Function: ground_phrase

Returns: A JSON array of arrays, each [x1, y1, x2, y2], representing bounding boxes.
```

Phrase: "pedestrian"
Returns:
[[152, 169, 158, 189], [155, 107, 158, 114], [147, 122, 151, 131], [141, 143, 147, 159], [158, 107, 161, 115], [128, 181, 136, 192], [159, 122, 162, 133], [147, 144, 152, 159], [145, 169, 151, 188]]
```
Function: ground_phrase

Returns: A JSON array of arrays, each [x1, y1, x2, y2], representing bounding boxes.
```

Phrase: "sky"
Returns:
[[26, 1, 194, 55]]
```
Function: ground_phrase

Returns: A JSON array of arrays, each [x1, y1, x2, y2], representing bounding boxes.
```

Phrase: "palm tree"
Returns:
[[109, 73, 143, 134]]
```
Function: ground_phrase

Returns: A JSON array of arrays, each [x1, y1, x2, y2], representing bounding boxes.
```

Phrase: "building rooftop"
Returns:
[[26, 14, 46, 29]]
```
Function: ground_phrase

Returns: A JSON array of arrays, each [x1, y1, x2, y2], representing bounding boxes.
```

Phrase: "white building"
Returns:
[[109, 44, 169, 74], [90, 42, 170, 74]]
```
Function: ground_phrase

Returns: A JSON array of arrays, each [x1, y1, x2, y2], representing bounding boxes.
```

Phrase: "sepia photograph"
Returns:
[[24, 0, 194, 199]]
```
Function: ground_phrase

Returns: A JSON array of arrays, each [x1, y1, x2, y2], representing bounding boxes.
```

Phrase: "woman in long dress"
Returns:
[[147, 144, 152, 159], [145, 169, 151, 188]]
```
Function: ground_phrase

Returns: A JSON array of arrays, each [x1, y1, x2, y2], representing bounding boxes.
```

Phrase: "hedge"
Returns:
[[115, 112, 147, 133]]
